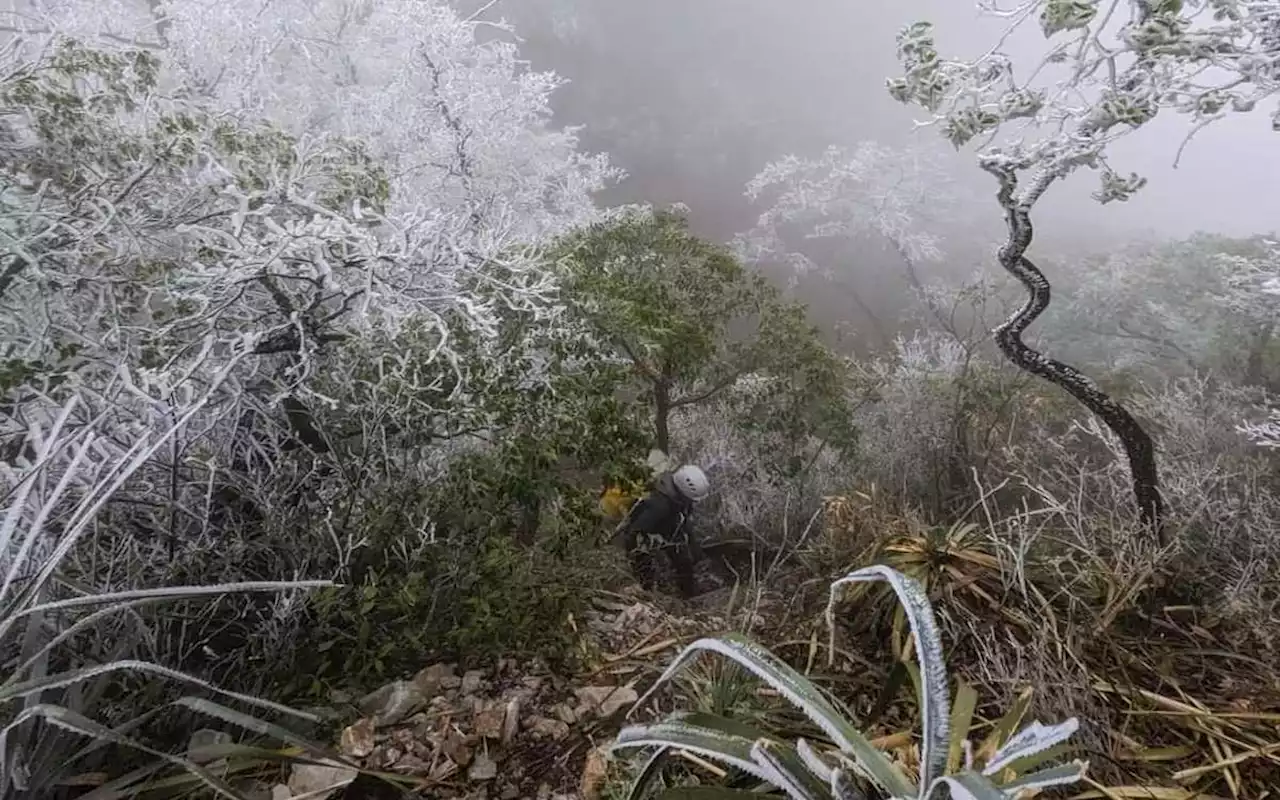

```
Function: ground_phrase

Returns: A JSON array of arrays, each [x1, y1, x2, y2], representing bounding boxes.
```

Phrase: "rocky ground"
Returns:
[[269, 587, 741, 800]]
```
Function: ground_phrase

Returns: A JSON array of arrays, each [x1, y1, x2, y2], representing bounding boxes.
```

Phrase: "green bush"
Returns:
[[281, 441, 626, 698], [293, 535, 593, 696]]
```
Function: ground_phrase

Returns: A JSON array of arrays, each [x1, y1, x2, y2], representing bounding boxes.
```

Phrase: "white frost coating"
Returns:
[[735, 141, 966, 280], [750, 739, 826, 800], [998, 761, 1090, 793], [826, 565, 950, 795], [628, 633, 915, 798], [982, 717, 1079, 775], [890, 4, 1280, 205], [796, 738, 835, 783], [610, 723, 768, 782]]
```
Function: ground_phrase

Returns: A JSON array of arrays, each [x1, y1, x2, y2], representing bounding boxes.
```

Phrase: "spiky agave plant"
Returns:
[[611, 565, 1087, 799]]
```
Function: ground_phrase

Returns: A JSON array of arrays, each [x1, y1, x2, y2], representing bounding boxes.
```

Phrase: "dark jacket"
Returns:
[[618, 472, 702, 598], [624, 473, 693, 542]]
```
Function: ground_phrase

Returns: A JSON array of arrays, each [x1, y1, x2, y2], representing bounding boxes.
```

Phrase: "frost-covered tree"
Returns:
[[0, 0, 623, 541], [885, 0, 1280, 537], [1, 0, 617, 236], [736, 141, 960, 273], [1045, 234, 1280, 384], [734, 140, 997, 347], [0, 37, 542, 459], [0, 30, 613, 703]]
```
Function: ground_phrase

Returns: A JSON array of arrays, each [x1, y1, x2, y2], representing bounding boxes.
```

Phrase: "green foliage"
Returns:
[[612, 566, 1088, 799], [724, 304, 858, 481], [555, 208, 770, 388], [298, 530, 589, 694], [553, 207, 853, 457]]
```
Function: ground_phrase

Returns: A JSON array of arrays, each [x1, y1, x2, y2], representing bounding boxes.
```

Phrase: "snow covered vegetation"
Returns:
[[1, 0, 1280, 797]]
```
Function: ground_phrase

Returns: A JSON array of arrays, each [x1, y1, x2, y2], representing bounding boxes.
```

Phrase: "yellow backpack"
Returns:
[[599, 479, 645, 522]]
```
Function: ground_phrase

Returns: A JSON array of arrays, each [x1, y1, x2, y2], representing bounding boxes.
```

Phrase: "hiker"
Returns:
[[615, 464, 711, 599]]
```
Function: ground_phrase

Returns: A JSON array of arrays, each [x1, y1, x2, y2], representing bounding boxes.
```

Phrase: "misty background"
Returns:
[[456, 0, 1279, 344]]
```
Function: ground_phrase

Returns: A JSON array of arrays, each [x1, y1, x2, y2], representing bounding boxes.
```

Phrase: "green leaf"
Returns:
[[0, 660, 318, 722], [998, 760, 1088, 792], [924, 770, 1012, 799], [750, 738, 833, 800], [984, 718, 1080, 774], [626, 745, 672, 800], [612, 715, 768, 781], [2, 704, 243, 800], [169, 697, 338, 759], [827, 565, 950, 793], [653, 789, 769, 799], [948, 681, 979, 772], [630, 634, 914, 797]]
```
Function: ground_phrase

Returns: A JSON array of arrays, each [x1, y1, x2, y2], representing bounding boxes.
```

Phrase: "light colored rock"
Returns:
[[186, 728, 231, 765], [574, 685, 639, 718], [468, 752, 498, 781], [528, 716, 570, 741], [473, 703, 506, 739], [358, 680, 428, 727], [271, 785, 292, 800], [502, 697, 521, 745], [413, 662, 461, 694], [285, 760, 356, 798], [339, 717, 376, 758], [551, 703, 577, 724], [461, 669, 486, 695], [580, 745, 610, 800]]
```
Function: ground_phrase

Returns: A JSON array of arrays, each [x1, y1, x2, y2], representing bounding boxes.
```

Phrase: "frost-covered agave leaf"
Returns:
[[625, 744, 670, 800], [170, 697, 337, 758], [797, 738, 835, 783], [830, 768, 869, 800], [924, 771, 1010, 800], [998, 761, 1089, 793], [612, 717, 769, 782], [0, 660, 317, 720], [982, 718, 1079, 775], [750, 738, 832, 800], [628, 634, 914, 797], [827, 565, 950, 793], [2, 704, 241, 800]]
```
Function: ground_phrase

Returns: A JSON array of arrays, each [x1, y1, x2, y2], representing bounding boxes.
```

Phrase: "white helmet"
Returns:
[[672, 464, 710, 503]]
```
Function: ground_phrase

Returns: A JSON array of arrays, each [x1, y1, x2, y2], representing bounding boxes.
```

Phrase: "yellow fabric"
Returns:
[[599, 481, 643, 521]]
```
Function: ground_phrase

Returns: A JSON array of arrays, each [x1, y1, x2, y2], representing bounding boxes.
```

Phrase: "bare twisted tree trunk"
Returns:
[[985, 165, 1166, 544]]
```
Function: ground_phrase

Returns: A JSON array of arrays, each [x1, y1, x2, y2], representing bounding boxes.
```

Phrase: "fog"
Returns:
[[471, 0, 1279, 247], [448, 0, 1280, 346]]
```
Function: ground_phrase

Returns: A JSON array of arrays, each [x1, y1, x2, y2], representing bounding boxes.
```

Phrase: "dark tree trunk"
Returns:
[[984, 166, 1166, 544], [654, 379, 672, 455]]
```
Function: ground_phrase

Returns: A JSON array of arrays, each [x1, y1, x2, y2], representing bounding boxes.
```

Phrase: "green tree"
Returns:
[[553, 207, 852, 456]]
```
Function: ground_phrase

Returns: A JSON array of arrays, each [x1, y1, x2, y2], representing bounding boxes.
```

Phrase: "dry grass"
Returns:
[[792, 467, 1280, 797]]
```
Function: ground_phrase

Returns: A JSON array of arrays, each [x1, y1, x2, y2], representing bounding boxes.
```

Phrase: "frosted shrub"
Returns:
[[667, 379, 855, 546], [853, 332, 988, 512]]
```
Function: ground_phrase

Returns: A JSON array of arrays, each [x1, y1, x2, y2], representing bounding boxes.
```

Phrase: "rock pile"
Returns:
[[270, 591, 729, 800], [340, 658, 637, 799]]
